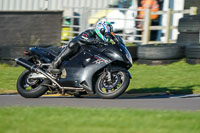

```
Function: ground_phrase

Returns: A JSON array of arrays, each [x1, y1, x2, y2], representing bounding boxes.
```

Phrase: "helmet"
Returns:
[[95, 20, 113, 42]]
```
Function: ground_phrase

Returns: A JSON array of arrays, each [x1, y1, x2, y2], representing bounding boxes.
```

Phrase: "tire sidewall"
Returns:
[[137, 44, 184, 60], [95, 68, 130, 99], [178, 15, 200, 33], [17, 70, 50, 98], [186, 58, 200, 65], [137, 59, 180, 65], [185, 45, 200, 58]]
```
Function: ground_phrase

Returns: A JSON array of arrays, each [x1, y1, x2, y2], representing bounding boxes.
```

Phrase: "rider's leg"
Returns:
[[48, 41, 79, 72]]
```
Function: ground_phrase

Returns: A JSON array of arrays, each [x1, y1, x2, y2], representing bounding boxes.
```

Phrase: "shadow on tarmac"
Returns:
[[41, 93, 200, 100]]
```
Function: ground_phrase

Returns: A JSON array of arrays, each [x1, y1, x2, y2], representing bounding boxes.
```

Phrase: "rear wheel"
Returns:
[[17, 70, 50, 98], [95, 67, 130, 99]]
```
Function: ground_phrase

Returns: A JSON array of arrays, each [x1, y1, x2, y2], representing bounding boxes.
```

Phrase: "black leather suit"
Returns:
[[50, 29, 106, 70]]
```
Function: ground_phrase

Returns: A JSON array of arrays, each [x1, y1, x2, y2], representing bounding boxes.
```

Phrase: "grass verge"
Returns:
[[0, 61, 200, 94], [0, 64, 24, 93], [127, 60, 200, 94], [0, 107, 200, 133]]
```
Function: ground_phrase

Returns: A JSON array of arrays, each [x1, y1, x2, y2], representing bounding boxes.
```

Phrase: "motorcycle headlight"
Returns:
[[126, 52, 133, 64], [120, 44, 133, 64]]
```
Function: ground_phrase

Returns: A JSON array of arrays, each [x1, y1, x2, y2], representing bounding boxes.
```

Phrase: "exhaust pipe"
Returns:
[[15, 58, 62, 88], [15, 58, 37, 71]]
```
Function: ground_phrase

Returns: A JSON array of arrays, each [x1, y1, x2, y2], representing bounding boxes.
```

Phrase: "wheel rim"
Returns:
[[20, 72, 44, 91], [98, 71, 125, 94]]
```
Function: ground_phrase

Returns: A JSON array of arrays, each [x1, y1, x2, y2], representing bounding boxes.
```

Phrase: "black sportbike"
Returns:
[[15, 35, 132, 99]]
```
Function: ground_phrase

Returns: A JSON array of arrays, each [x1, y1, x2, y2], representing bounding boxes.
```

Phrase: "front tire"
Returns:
[[95, 67, 130, 99], [17, 70, 50, 98]]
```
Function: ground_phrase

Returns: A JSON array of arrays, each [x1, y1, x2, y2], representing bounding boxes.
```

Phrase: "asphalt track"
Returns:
[[0, 94, 200, 111], [0, 95, 200, 111]]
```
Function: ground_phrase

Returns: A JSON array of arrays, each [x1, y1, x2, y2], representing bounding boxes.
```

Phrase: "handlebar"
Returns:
[[105, 32, 119, 44]]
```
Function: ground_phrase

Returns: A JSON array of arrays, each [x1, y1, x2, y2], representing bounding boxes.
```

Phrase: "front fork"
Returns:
[[104, 66, 132, 81], [103, 67, 113, 83]]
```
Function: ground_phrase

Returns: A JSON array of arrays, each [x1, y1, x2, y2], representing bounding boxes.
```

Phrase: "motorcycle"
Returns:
[[15, 35, 132, 99]]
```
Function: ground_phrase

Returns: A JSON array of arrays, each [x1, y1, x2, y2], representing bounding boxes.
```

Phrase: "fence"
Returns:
[[143, 6, 198, 44], [0, 0, 115, 11], [0, 0, 198, 45], [60, 7, 139, 43], [61, 6, 198, 45]]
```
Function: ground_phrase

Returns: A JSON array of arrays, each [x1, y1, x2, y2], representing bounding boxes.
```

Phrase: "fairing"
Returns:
[[27, 37, 132, 92]]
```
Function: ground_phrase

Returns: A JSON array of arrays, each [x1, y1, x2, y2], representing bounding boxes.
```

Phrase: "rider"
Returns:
[[48, 20, 115, 73]]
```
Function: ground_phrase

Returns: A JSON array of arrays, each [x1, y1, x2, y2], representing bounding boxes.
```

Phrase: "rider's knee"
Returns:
[[68, 41, 77, 48]]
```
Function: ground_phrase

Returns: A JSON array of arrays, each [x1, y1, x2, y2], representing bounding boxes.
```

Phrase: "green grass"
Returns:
[[126, 43, 137, 47], [127, 60, 200, 94], [1, 63, 200, 133], [0, 107, 200, 133], [0, 60, 200, 94], [0, 64, 24, 93]]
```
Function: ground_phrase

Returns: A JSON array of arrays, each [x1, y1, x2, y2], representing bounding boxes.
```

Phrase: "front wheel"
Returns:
[[17, 70, 50, 98], [95, 67, 130, 99]]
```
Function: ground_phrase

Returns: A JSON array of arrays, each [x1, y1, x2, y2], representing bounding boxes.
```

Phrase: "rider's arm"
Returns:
[[79, 30, 105, 45]]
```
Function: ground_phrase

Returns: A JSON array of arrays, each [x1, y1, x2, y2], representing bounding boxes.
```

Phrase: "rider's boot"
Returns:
[[48, 46, 73, 74]]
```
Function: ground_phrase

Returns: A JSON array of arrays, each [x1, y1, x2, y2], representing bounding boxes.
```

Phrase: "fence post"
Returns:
[[43, 0, 49, 10], [189, 7, 198, 15], [142, 9, 151, 44], [80, 7, 89, 32], [165, 8, 172, 43]]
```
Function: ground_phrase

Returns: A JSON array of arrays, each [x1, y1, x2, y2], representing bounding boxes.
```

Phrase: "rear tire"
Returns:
[[17, 70, 50, 98]]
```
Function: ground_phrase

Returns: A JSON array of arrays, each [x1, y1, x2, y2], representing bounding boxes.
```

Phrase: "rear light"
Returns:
[[24, 51, 32, 56]]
